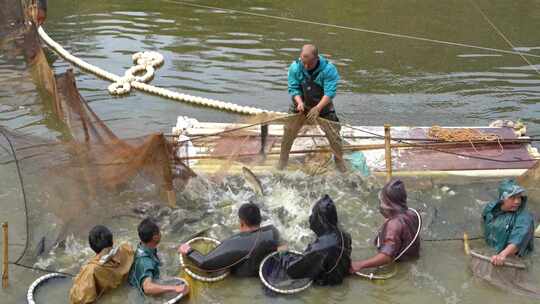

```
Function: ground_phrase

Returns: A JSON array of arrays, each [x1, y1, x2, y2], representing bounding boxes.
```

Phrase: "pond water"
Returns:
[[1, 0, 540, 303]]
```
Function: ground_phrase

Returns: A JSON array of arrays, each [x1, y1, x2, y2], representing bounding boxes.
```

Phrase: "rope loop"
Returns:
[[108, 81, 131, 95], [125, 64, 155, 83], [132, 51, 164, 67]]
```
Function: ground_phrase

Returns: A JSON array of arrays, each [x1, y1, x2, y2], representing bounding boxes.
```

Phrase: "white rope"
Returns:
[[164, 0, 540, 59], [37, 26, 281, 116]]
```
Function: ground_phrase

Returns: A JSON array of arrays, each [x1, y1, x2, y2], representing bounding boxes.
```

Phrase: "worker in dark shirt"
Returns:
[[178, 203, 282, 277]]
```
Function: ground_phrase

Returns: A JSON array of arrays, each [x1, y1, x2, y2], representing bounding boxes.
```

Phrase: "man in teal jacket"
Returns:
[[482, 179, 535, 266], [279, 44, 346, 172]]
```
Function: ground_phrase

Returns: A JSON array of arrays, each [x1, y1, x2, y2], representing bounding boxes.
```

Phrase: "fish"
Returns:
[[242, 166, 264, 196]]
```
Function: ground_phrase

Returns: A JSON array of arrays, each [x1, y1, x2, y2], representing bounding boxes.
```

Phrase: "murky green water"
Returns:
[[2, 0, 540, 303]]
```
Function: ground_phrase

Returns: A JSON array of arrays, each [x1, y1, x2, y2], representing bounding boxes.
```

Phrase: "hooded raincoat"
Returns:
[[482, 179, 535, 257], [285, 195, 352, 285], [376, 179, 421, 261], [69, 243, 134, 304]]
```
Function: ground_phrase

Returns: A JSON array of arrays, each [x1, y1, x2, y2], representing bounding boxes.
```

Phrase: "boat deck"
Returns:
[[171, 118, 539, 177]]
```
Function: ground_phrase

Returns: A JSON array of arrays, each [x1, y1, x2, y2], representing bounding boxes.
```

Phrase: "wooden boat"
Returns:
[[169, 116, 539, 177]]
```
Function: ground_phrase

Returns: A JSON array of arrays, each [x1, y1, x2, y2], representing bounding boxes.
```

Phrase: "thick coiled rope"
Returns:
[[37, 26, 282, 115]]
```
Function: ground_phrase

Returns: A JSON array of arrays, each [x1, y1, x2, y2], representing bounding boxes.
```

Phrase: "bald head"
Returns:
[[301, 44, 318, 57], [300, 44, 319, 70]]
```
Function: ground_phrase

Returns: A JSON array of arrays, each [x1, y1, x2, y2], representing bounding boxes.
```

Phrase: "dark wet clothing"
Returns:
[[376, 179, 421, 261], [286, 195, 352, 285], [483, 179, 534, 257], [186, 225, 281, 277], [376, 209, 420, 261]]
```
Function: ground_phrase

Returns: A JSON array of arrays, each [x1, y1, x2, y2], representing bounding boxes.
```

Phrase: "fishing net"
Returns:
[[469, 249, 540, 299], [179, 237, 229, 282], [0, 9, 191, 281], [259, 251, 312, 294]]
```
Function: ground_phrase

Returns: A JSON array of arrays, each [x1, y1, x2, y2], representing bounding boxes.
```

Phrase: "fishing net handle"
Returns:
[[258, 250, 313, 294], [178, 237, 230, 282], [354, 264, 398, 280], [470, 250, 527, 269], [163, 277, 189, 304]]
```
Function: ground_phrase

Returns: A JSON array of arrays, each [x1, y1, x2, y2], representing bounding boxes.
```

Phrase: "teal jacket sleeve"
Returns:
[[287, 62, 303, 97], [508, 212, 535, 256], [321, 64, 340, 99], [129, 257, 158, 294]]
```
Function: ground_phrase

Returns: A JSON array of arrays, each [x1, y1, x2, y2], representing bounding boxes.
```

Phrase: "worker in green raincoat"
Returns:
[[482, 179, 535, 266]]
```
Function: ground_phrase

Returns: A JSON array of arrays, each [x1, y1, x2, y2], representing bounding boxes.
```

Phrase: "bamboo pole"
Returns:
[[167, 190, 176, 208], [470, 250, 527, 269], [2, 222, 7, 289], [176, 139, 538, 161], [384, 124, 392, 182]]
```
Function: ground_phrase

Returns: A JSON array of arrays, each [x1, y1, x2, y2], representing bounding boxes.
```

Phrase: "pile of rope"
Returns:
[[427, 126, 500, 142]]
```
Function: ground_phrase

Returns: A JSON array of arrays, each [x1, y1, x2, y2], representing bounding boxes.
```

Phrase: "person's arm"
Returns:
[[179, 238, 246, 271], [288, 62, 304, 112], [492, 212, 535, 265], [350, 253, 392, 273], [314, 95, 331, 112], [293, 95, 305, 113], [491, 244, 519, 266], [142, 278, 188, 296]]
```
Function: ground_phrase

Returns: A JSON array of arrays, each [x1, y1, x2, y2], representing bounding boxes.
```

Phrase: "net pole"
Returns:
[[167, 190, 177, 208], [2, 222, 8, 288], [384, 124, 393, 182]]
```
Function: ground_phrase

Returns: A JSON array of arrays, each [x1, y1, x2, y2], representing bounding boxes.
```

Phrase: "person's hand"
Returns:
[[349, 261, 365, 274], [296, 101, 305, 113], [174, 283, 189, 294], [277, 244, 288, 252], [36, 9, 46, 25], [306, 106, 320, 121], [491, 254, 506, 266], [178, 243, 191, 255]]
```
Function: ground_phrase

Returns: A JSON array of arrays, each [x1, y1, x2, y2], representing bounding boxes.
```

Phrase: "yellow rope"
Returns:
[[427, 126, 499, 142], [427, 126, 504, 156]]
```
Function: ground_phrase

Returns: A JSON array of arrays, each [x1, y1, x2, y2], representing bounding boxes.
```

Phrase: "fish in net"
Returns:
[[259, 251, 312, 295]]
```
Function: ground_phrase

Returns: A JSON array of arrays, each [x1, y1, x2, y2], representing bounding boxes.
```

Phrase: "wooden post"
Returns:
[[167, 190, 176, 208], [259, 124, 268, 157], [384, 124, 392, 182], [2, 222, 8, 289]]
